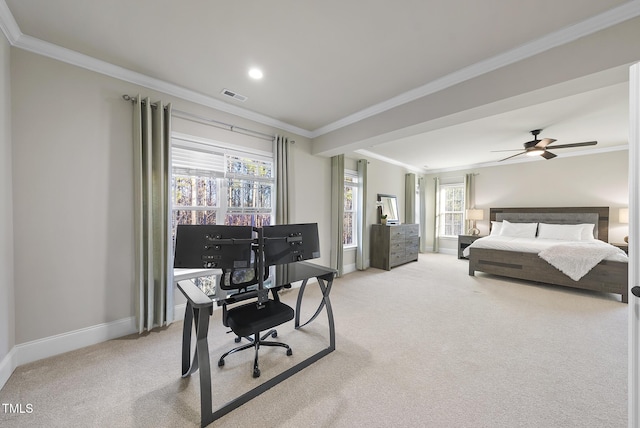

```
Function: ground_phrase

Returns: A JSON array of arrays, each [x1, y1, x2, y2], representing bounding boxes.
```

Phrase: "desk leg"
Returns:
[[181, 301, 214, 427], [181, 303, 196, 376], [294, 279, 309, 328], [195, 306, 213, 427], [295, 276, 335, 350]]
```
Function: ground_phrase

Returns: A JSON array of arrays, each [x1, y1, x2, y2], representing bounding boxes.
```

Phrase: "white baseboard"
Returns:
[[13, 317, 138, 368], [343, 257, 371, 274], [0, 316, 142, 391], [173, 303, 187, 321], [438, 248, 457, 256], [343, 263, 357, 275], [0, 300, 216, 391], [0, 317, 140, 391], [0, 347, 17, 391], [2, 288, 316, 391]]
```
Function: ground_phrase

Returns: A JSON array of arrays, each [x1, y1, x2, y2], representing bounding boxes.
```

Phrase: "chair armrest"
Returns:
[[177, 280, 213, 309], [220, 290, 259, 305], [217, 284, 292, 306]]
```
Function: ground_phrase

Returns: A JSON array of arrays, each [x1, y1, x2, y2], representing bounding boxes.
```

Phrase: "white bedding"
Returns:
[[463, 235, 628, 279]]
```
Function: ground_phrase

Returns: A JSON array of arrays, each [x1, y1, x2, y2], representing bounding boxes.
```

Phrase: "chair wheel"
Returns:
[[218, 359, 225, 367], [253, 368, 260, 378], [286, 349, 293, 356]]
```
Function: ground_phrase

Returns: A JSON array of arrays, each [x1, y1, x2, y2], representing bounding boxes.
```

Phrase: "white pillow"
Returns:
[[490, 221, 502, 236], [537, 223, 584, 241], [577, 223, 595, 241], [499, 220, 538, 238]]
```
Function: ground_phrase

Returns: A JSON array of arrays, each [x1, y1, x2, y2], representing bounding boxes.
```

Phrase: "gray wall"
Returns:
[[9, 49, 330, 345], [0, 30, 15, 365]]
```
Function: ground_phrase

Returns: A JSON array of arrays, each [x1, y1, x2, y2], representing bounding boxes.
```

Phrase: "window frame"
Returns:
[[438, 182, 465, 238], [343, 169, 358, 249], [170, 134, 276, 240]]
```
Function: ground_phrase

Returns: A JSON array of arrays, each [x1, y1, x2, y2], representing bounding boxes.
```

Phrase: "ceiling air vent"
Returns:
[[221, 88, 248, 102]]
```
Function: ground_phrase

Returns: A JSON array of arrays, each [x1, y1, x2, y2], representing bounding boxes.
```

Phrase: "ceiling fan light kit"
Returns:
[[496, 129, 597, 162]]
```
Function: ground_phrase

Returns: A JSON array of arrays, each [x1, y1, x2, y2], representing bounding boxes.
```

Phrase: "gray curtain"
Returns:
[[433, 177, 440, 252], [419, 177, 427, 253], [275, 135, 290, 224], [405, 173, 416, 224], [330, 155, 344, 277], [465, 173, 474, 208], [356, 159, 368, 270], [464, 173, 475, 234], [132, 96, 173, 333]]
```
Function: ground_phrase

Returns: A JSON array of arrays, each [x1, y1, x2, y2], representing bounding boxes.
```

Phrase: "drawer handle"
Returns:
[[632, 286, 640, 298]]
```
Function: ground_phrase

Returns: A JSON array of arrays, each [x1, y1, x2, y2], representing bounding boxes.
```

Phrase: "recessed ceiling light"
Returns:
[[248, 68, 263, 79]]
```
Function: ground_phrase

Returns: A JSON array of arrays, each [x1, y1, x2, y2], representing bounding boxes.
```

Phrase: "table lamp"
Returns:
[[466, 209, 484, 236], [619, 207, 629, 243]]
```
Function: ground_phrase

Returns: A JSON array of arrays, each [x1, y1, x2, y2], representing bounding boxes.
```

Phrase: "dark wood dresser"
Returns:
[[370, 224, 419, 270]]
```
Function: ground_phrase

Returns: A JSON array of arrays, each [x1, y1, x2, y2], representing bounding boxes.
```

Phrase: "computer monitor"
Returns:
[[263, 223, 320, 266], [173, 225, 254, 270]]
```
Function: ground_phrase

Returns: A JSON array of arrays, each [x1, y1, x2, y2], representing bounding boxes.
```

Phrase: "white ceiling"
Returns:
[[2, 0, 639, 172]]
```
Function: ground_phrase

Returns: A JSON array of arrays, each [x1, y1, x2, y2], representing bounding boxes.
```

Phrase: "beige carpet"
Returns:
[[0, 253, 628, 427]]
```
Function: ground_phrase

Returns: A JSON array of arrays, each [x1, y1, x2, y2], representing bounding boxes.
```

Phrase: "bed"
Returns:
[[466, 207, 629, 303]]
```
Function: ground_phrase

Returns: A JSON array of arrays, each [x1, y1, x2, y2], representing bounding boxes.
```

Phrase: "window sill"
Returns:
[[439, 235, 459, 240]]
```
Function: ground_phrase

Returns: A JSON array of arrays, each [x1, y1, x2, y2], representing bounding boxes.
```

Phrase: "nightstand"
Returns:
[[458, 235, 482, 259], [612, 243, 628, 254]]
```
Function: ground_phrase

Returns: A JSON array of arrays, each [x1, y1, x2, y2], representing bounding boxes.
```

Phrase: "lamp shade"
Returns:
[[466, 209, 484, 221], [619, 208, 629, 224]]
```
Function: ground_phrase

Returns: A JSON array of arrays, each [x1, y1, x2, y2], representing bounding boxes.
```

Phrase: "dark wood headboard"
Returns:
[[489, 207, 609, 242]]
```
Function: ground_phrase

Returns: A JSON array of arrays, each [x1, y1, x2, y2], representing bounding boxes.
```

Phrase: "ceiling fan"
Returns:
[[495, 129, 597, 162]]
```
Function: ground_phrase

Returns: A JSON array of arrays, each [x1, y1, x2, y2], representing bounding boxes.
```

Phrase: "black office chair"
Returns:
[[217, 266, 294, 378]]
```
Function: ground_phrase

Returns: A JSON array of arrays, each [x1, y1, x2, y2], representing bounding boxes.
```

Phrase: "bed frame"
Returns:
[[468, 207, 628, 303]]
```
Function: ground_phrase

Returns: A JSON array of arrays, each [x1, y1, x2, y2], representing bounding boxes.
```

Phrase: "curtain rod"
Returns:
[[122, 94, 275, 142]]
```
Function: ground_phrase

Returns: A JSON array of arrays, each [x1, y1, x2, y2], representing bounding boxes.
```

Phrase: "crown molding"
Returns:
[[0, 0, 19, 44], [13, 33, 313, 138], [354, 149, 426, 173], [310, 1, 640, 138], [2, 1, 639, 142]]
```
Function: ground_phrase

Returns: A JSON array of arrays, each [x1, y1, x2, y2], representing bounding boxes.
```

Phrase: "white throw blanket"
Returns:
[[538, 241, 624, 281]]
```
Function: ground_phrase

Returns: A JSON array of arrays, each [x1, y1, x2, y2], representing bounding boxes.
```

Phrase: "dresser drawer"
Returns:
[[389, 228, 404, 241], [405, 242, 419, 254], [390, 251, 406, 267], [404, 226, 419, 239]]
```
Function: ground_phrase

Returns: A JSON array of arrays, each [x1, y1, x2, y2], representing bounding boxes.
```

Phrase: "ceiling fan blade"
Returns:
[[545, 141, 597, 149], [499, 151, 527, 162], [534, 138, 556, 148], [491, 149, 527, 152], [541, 151, 557, 160]]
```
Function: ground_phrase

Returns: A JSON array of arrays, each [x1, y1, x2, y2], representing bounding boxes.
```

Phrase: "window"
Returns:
[[343, 170, 358, 247], [225, 155, 273, 228], [171, 137, 275, 291], [439, 183, 465, 237], [171, 138, 275, 244]]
